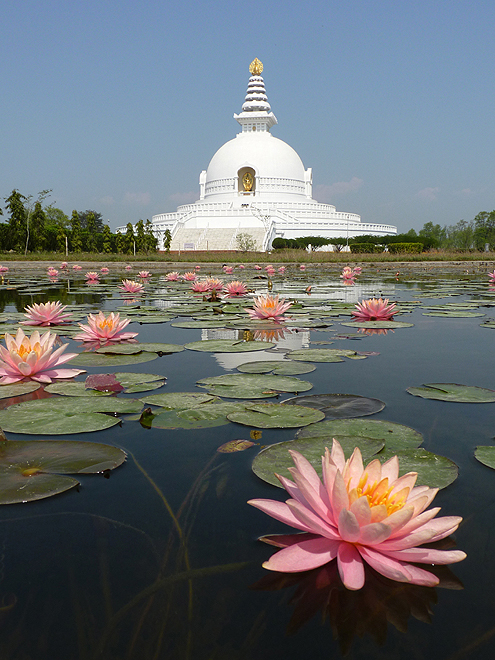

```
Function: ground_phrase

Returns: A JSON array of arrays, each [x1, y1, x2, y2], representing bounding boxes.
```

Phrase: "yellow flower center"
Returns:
[[351, 472, 409, 517]]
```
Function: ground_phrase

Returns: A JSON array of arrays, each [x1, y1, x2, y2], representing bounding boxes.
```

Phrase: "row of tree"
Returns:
[[271, 211, 495, 252], [0, 190, 159, 254]]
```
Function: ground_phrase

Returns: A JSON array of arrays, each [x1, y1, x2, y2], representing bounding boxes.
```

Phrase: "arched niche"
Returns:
[[238, 167, 256, 194]]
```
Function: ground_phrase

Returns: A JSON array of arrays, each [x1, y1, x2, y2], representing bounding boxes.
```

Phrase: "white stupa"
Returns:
[[144, 58, 397, 251]]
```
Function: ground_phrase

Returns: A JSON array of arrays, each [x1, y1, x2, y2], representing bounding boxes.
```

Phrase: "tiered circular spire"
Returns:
[[242, 58, 271, 113]]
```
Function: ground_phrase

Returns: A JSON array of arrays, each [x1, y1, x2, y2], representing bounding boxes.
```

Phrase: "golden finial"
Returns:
[[249, 58, 263, 75]]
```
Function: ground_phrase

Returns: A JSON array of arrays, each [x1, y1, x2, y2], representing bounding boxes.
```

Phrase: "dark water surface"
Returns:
[[0, 268, 494, 660]]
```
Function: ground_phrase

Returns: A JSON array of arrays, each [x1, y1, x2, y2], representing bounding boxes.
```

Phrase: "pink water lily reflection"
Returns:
[[248, 439, 466, 590]]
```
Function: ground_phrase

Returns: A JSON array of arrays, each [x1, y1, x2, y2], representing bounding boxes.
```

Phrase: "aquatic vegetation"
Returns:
[[205, 277, 223, 292], [265, 266, 276, 276], [100, 266, 110, 274], [119, 279, 144, 293], [247, 294, 293, 322], [138, 270, 152, 278], [47, 267, 59, 277], [248, 439, 466, 590], [488, 270, 495, 283], [59, 261, 68, 269], [223, 265, 234, 274], [72, 264, 82, 270], [0, 265, 9, 273], [74, 311, 138, 342], [191, 280, 210, 293], [181, 271, 197, 281], [352, 298, 397, 321], [223, 280, 248, 297], [0, 328, 84, 384], [85, 271, 100, 281], [299, 264, 306, 271], [278, 266, 286, 274], [165, 271, 180, 281], [125, 264, 133, 271], [21, 301, 73, 326]]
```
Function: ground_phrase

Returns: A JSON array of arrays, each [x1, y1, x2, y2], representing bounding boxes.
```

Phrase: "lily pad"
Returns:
[[44, 382, 112, 397], [68, 352, 159, 367], [286, 348, 358, 363], [297, 418, 423, 451], [283, 393, 385, 419], [376, 447, 459, 489], [227, 403, 325, 428], [340, 320, 414, 329], [152, 401, 249, 429], [406, 383, 495, 403], [217, 439, 256, 453], [114, 372, 166, 387], [252, 435, 385, 487], [95, 345, 144, 355], [0, 439, 127, 504], [236, 360, 316, 376], [134, 342, 184, 354], [185, 339, 275, 353], [0, 382, 41, 399], [196, 374, 313, 399], [140, 392, 219, 409], [474, 446, 495, 469]]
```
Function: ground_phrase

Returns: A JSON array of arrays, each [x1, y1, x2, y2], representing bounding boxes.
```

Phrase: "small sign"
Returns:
[[183, 243, 195, 250]]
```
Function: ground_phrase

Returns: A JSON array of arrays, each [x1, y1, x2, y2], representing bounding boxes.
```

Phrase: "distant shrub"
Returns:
[[349, 243, 382, 254], [387, 242, 423, 254]]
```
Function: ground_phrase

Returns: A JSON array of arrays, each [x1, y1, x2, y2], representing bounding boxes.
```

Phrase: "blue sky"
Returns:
[[2, 0, 494, 233]]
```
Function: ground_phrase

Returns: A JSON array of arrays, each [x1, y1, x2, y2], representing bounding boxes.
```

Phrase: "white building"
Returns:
[[127, 58, 397, 251]]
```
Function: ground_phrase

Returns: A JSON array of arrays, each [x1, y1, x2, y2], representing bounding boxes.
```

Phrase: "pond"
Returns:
[[0, 262, 494, 660]]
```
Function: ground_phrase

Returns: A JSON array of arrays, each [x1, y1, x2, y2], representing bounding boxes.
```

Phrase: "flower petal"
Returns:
[[337, 542, 365, 590], [262, 536, 340, 573]]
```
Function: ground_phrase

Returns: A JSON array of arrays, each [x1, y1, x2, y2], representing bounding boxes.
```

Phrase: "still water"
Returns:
[[0, 265, 494, 660]]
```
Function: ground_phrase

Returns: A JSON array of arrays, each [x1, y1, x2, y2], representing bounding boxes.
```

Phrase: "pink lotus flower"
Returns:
[[125, 264, 133, 271], [100, 267, 110, 274], [165, 272, 180, 281], [488, 270, 495, 284], [119, 279, 144, 293], [191, 280, 210, 293], [72, 264, 82, 270], [21, 301, 73, 326], [352, 298, 397, 322], [0, 328, 85, 384], [47, 267, 59, 277], [85, 271, 100, 281], [60, 262, 68, 270], [278, 266, 286, 274], [206, 277, 223, 292], [0, 265, 9, 273], [254, 265, 262, 270], [246, 294, 293, 322], [341, 267, 355, 280], [239, 264, 245, 270], [224, 281, 248, 297], [299, 264, 306, 271], [74, 311, 138, 342], [138, 270, 151, 279], [181, 272, 196, 281], [248, 439, 466, 590], [195, 265, 201, 270], [265, 266, 276, 276], [223, 266, 234, 274], [353, 267, 362, 276]]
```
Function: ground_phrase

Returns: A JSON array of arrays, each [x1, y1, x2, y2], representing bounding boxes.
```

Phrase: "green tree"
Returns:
[[473, 211, 495, 250], [163, 228, 172, 253], [29, 202, 47, 251], [236, 232, 257, 252], [70, 210, 82, 252], [135, 220, 146, 253], [4, 190, 27, 252], [145, 219, 158, 253], [125, 223, 135, 254], [445, 220, 474, 250], [84, 212, 97, 252], [102, 224, 113, 253], [45, 207, 70, 230], [116, 231, 127, 253]]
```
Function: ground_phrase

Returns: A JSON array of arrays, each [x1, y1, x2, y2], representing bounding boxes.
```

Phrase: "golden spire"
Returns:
[[249, 58, 263, 75]]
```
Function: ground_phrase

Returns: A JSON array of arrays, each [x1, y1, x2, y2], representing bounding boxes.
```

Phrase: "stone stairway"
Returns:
[[170, 226, 266, 251]]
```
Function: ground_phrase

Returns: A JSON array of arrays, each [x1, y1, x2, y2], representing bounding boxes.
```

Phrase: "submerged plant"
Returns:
[[74, 311, 138, 342], [248, 439, 466, 590], [0, 328, 84, 384], [22, 301, 73, 326], [246, 294, 292, 322], [352, 298, 397, 321]]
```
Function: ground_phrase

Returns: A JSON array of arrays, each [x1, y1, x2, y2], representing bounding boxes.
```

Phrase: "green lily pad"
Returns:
[[68, 352, 159, 366], [114, 372, 166, 386], [252, 435, 385, 487], [140, 392, 219, 409], [474, 446, 495, 469], [185, 339, 275, 353], [95, 345, 144, 354], [152, 402, 250, 429], [171, 320, 232, 329], [283, 393, 385, 419], [44, 382, 112, 397], [0, 382, 41, 399], [0, 439, 127, 504], [236, 360, 316, 376], [297, 418, 423, 451], [480, 319, 495, 329], [227, 403, 325, 428], [286, 348, 358, 362], [340, 320, 414, 329], [406, 383, 495, 403], [196, 374, 313, 399], [134, 343, 184, 354], [376, 447, 459, 489], [422, 311, 485, 317]]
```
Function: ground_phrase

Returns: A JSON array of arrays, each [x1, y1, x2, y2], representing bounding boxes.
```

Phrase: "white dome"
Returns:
[[205, 132, 306, 184]]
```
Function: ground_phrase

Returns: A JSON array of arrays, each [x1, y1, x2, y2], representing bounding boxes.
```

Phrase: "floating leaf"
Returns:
[[85, 373, 124, 393], [196, 374, 313, 399], [45, 382, 113, 397], [185, 339, 275, 353], [407, 383, 495, 403], [152, 401, 249, 429], [297, 418, 423, 451], [236, 360, 316, 376], [217, 439, 255, 453], [250, 429, 262, 441], [95, 345, 144, 355], [114, 372, 165, 386], [283, 393, 385, 419], [68, 352, 158, 367], [227, 403, 325, 428], [0, 382, 41, 399], [474, 446, 495, 469], [286, 348, 358, 363], [376, 447, 459, 489], [140, 392, 219, 409], [252, 435, 384, 487], [139, 407, 156, 429], [340, 320, 414, 329], [0, 440, 126, 504]]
